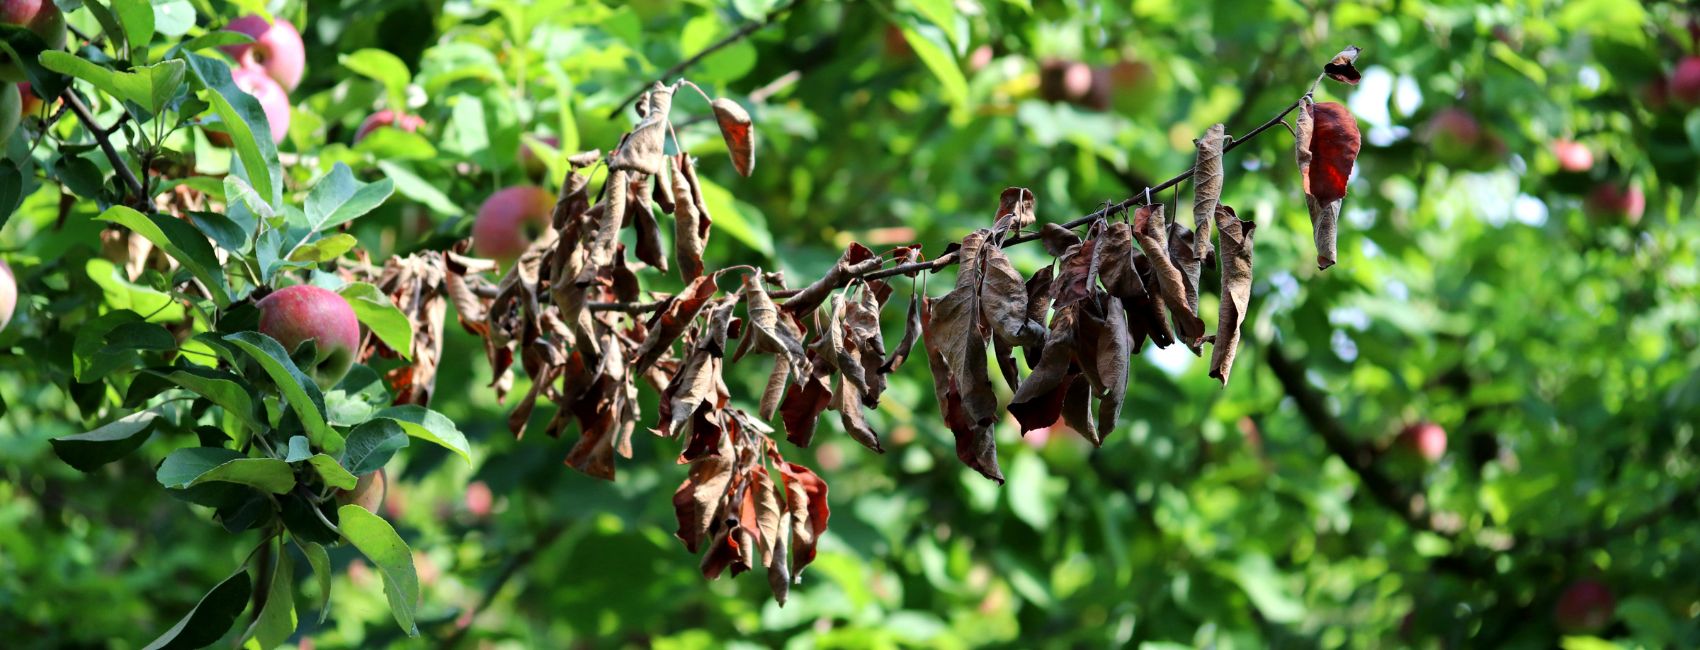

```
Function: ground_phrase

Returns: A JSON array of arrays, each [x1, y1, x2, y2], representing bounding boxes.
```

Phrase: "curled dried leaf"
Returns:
[[1192, 123, 1226, 265], [1209, 206, 1257, 385], [1131, 204, 1206, 348], [710, 98, 756, 177], [994, 187, 1036, 234], [672, 154, 713, 282], [611, 82, 674, 175], [1309, 102, 1360, 204], [1324, 45, 1363, 85], [633, 276, 719, 373], [783, 243, 878, 317]]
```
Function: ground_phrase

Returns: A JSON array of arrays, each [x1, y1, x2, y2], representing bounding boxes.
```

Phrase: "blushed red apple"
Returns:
[[0, 259, 17, 331], [1554, 579, 1615, 633], [209, 65, 291, 146], [473, 186, 555, 261], [354, 109, 425, 143], [222, 15, 306, 92], [518, 135, 560, 179], [465, 481, 493, 518], [1584, 183, 1644, 225], [1670, 56, 1700, 107], [1397, 422, 1447, 463], [1039, 59, 1094, 104], [256, 284, 360, 389], [0, 0, 66, 82], [1552, 140, 1593, 172]]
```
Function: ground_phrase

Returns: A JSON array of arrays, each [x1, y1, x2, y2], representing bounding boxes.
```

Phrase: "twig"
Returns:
[[604, 0, 800, 120], [62, 91, 146, 203]]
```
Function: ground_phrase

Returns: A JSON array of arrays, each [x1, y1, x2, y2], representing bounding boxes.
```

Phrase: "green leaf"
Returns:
[[176, 30, 249, 52], [157, 447, 296, 494], [341, 419, 408, 475], [341, 49, 411, 112], [39, 54, 185, 115], [695, 176, 772, 256], [73, 310, 156, 382], [115, 0, 157, 54], [151, 0, 196, 38], [287, 233, 358, 263], [85, 259, 185, 322], [51, 411, 162, 472], [899, 25, 968, 115], [296, 539, 333, 624], [224, 332, 341, 453], [306, 454, 357, 490], [145, 366, 262, 433], [304, 162, 395, 232], [444, 95, 489, 160], [245, 549, 296, 649], [97, 205, 232, 307], [338, 282, 412, 359], [142, 570, 252, 650], [352, 126, 438, 161], [376, 161, 462, 216], [327, 365, 390, 427], [374, 405, 472, 466], [188, 211, 249, 254], [337, 505, 420, 637], [185, 52, 281, 206], [1221, 553, 1304, 624], [285, 435, 311, 462]]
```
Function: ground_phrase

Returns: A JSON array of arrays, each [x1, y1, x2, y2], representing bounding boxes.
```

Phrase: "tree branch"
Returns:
[[605, 0, 799, 120], [62, 91, 146, 203]]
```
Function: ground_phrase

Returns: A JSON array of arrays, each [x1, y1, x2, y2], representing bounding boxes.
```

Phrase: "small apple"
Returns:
[[221, 16, 306, 91], [1669, 56, 1700, 107], [336, 469, 386, 514], [353, 109, 425, 143], [1038, 59, 1094, 104], [465, 481, 493, 518], [473, 186, 556, 261], [518, 135, 560, 179], [1554, 579, 1615, 633], [256, 284, 361, 389], [209, 65, 291, 146], [0, 259, 17, 331], [1584, 182, 1645, 225], [1423, 107, 1484, 164], [1552, 140, 1593, 172], [0, 0, 66, 82], [17, 82, 53, 117], [1396, 422, 1447, 463], [967, 45, 995, 73]]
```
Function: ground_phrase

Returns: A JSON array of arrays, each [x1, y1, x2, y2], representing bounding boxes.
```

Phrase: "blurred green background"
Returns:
[[4, 0, 1700, 647]]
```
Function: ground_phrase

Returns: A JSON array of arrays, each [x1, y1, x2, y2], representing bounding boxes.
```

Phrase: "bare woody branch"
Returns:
[[605, 0, 800, 120]]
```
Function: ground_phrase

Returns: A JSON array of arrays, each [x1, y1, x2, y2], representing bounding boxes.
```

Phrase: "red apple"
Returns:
[[256, 284, 361, 389], [1670, 56, 1700, 107], [221, 16, 306, 91], [518, 135, 560, 179], [967, 45, 994, 73], [1423, 107, 1483, 164], [336, 469, 386, 514], [353, 109, 425, 143], [1584, 183, 1645, 225], [473, 186, 555, 261], [1554, 579, 1615, 633], [0, 259, 16, 331], [209, 65, 291, 146], [0, 0, 66, 82], [1397, 422, 1447, 463], [17, 82, 52, 116], [1552, 140, 1593, 172]]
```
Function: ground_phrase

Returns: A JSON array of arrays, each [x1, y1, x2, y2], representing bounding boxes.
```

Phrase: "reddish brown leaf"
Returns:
[[994, 186, 1036, 234], [1309, 101, 1360, 204], [767, 517, 792, 605], [1038, 223, 1082, 257], [749, 465, 784, 559], [782, 243, 878, 317], [632, 276, 718, 373], [672, 154, 714, 282], [1166, 219, 1208, 355], [779, 354, 833, 447], [918, 296, 978, 455], [1192, 123, 1226, 265], [710, 98, 755, 177], [1060, 377, 1099, 445], [673, 442, 734, 553], [630, 174, 669, 271], [774, 461, 829, 580], [1131, 204, 1206, 348], [879, 288, 922, 374], [928, 239, 1005, 483], [657, 348, 725, 438]]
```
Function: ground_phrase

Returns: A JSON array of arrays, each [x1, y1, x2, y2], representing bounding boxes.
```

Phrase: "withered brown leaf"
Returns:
[[1310, 102, 1360, 204], [1132, 204, 1206, 348], [928, 232, 1008, 483], [672, 448, 733, 553], [778, 352, 832, 447], [633, 276, 719, 373], [994, 187, 1036, 234], [774, 460, 829, 581], [710, 98, 756, 177], [1209, 205, 1257, 385], [783, 243, 878, 317], [672, 154, 714, 282], [610, 82, 674, 175], [1167, 219, 1208, 355], [1192, 123, 1226, 265]]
